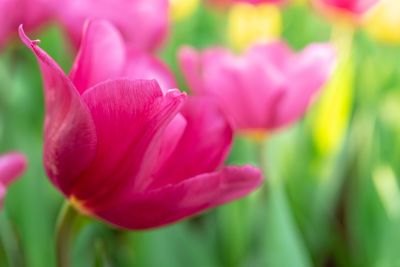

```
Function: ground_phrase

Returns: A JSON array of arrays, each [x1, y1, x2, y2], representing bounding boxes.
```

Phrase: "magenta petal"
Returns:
[[180, 47, 254, 128], [94, 165, 263, 230], [247, 41, 292, 71], [179, 43, 335, 131], [19, 26, 98, 196], [178, 46, 205, 94], [0, 152, 27, 186], [0, 0, 19, 50], [124, 49, 177, 92], [319, 0, 379, 14], [155, 114, 187, 172], [152, 97, 233, 187], [54, 0, 169, 51], [69, 19, 126, 94], [276, 43, 336, 128], [73, 79, 186, 208], [0, 0, 52, 50]]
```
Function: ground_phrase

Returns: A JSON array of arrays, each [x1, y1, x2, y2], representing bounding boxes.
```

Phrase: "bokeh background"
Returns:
[[1, 0, 400, 266]]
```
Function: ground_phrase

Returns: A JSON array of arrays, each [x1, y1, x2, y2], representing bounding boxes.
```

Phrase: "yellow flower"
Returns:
[[227, 3, 282, 52], [364, 0, 400, 44], [170, 0, 200, 21], [313, 57, 354, 155]]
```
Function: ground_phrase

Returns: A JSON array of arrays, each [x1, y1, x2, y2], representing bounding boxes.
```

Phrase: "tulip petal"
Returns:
[[54, 0, 169, 51], [95, 165, 263, 230], [0, 152, 27, 186], [230, 48, 286, 129], [248, 41, 291, 65], [180, 47, 257, 128], [276, 43, 336, 128], [19, 25, 98, 195], [155, 114, 187, 173], [69, 19, 126, 94], [74, 79, 186, 208], [319, 0, 379, 15], [124, 49, 177, 92], [152, 97, 233, 187], [178, 46, 205, 93], [181, 46, 284, 129]]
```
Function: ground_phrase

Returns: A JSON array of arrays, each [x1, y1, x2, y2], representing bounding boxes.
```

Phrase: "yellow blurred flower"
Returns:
[[170, 0, 200, 21], [313, 57, 354, 155], [291, 0, 308, 6], [364, 0, 400, 44], [227, 3, 282, 52]]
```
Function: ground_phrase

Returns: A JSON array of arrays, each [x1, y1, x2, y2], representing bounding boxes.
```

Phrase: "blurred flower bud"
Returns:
[[364, 0, 400, 44]]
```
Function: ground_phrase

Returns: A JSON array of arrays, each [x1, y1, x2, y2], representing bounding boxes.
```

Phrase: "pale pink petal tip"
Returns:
[[0, 152, 27, 186], [0, 152, 27, 210], [18, 25, 40, 48], [166, 88, 187, 98]]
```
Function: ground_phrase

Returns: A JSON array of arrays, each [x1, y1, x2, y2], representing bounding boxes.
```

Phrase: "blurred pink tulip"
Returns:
[[179, 42, 336, 133], [0, 152, 27, 209], [68, 19, 176, 92], [54, 0, 169, 51], [0, 0, 52, 50], [313, 0, 380, 16], [19, 21, 262, 229]]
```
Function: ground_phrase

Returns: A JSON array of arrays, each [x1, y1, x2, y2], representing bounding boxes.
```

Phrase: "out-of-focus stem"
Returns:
[[0, 234, 6, 265], [256, 140, 267, 178], [56, 202, 78, 267], [256, 139, 272, 195], [330, 20, 355, 61], [0, 211, 23, 266]]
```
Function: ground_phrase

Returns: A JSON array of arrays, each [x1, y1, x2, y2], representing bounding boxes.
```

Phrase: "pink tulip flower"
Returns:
[[312, 0, 380, 16], [0, 152, 27, 209], [178, 42, 336, 133], [0, 0, 52, 50], [68, 19, 176, 93], [54, 0, 169, 51], [19, 22, 262, 229]]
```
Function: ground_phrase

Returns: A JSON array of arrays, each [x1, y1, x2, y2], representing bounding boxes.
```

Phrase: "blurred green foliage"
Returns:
[[1, 2, 400, 267]]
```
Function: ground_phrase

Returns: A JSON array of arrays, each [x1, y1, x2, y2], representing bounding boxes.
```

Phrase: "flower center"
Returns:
[[69, 195, 92, 215]]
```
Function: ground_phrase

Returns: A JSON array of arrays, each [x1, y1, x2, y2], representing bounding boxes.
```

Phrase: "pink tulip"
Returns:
[[54, 0, 169, 51], [19, 22, 262, 229], [0, 152, 27, 209], [178, 42, 336, 132], [313, 0, 380, 16], [0, 0, 52, 50], [68, 19, 176, 92]]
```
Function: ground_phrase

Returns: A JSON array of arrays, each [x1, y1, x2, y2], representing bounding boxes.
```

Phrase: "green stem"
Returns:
[[56, 202, 78, 267], [0, 210, 23, 266], [330, 21, 355, 61], [0, 231, 7, 266], [256, 139, 266, 168], [255, 139, 272, 198]]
